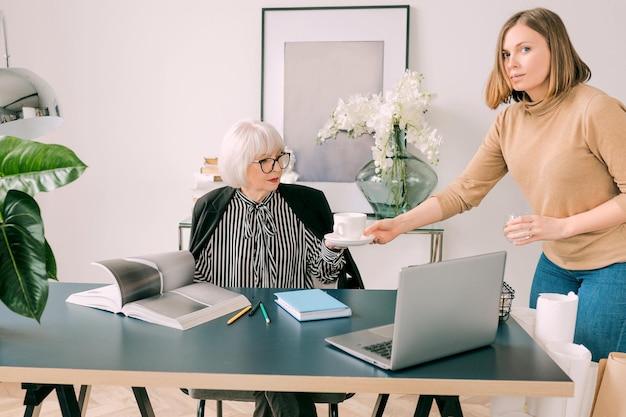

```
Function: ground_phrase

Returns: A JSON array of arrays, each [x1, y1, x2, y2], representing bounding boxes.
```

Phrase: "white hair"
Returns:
[[218, 119, 285, 188]]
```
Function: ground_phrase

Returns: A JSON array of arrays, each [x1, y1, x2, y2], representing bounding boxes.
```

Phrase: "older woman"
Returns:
[[189, 119, 361, 417]]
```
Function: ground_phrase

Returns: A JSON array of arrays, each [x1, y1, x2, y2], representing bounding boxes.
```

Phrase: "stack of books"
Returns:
[[191, 156, 223, 203], [200, 157, 221, 181]]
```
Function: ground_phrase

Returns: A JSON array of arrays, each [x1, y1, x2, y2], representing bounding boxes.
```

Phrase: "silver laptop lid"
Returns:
[[389, 251, 506, 370]]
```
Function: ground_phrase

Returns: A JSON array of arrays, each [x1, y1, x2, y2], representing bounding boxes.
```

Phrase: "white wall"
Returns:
[[1, 0, 625, 307]]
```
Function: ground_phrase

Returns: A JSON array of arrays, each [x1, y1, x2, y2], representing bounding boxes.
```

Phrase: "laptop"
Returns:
[[325, 251, 507, 370]]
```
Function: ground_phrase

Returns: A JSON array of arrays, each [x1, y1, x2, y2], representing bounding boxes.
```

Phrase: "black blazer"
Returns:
[[189, 183, 363, 289]]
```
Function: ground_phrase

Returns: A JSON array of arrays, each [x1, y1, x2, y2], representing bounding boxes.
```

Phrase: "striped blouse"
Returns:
[[194, 190, 345, 288]]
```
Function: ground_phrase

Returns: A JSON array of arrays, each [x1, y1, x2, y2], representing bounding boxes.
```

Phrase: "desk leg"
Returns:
[[23, 404, 42, 417], [371, 394, 389, 417], [22, 384, 81, 417], [132, 387, 156, 417], [22, 384, 50, 417], [77, 385, 91, 417], [22, 383, 52, 417], [414, 395, 463, 417], [56, 385, 82, 417]]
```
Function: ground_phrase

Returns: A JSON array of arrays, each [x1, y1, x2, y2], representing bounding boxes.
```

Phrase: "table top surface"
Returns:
[[0, 283, 572, 397]]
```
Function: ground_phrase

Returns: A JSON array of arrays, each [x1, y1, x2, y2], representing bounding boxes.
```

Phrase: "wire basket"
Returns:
[[499, 281, 515, 322]]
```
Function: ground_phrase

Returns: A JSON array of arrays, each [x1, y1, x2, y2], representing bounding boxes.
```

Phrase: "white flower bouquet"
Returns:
[[317, 70, 442, 173]]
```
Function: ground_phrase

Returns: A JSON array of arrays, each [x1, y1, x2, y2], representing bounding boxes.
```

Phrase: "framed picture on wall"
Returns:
[[261, 5, 410, 182]]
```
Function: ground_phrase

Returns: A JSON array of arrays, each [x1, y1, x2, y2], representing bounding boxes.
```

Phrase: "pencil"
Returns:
[[249, 300, 261, 316], [259, 302, 271, 324], [227, 305, 252, 325]]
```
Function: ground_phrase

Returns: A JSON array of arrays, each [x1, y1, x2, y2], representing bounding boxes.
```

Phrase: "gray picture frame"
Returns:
[[261, 6, 410, 182]]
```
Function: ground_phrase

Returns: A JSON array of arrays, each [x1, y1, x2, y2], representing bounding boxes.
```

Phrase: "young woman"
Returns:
[[365, 8, 626, 362], [189, 118, 361, 417]]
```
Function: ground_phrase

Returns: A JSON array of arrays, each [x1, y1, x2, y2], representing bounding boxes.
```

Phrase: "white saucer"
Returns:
[[324, 233, 374, 247]]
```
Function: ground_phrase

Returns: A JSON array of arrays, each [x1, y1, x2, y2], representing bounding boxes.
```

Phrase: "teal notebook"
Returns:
[[274, 289, 352, 322]]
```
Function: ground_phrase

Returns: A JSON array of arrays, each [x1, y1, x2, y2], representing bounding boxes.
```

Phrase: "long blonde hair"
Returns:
[[485, 8, 591, 109]]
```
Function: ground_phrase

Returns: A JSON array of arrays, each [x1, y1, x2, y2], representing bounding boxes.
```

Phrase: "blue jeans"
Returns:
[[530, 253, 626, 362]]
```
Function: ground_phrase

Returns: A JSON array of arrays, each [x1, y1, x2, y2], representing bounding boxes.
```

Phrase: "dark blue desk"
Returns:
[[0, 283, 572, 416]]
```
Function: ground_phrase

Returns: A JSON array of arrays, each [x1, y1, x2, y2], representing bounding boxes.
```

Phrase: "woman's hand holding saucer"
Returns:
[[364, 218, 400, 245]]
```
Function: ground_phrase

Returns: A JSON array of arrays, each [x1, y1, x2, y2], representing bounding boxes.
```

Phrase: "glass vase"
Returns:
[[355, 125, 438, 218]]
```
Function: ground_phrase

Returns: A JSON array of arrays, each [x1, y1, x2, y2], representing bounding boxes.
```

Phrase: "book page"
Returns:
[[123, 282, 250, 330], [65, 284, 122, 313], [126, 292, 209, 320], [93, 259, 162, 305], [126, 250, 194, 292], [170, 282, 245, 305]]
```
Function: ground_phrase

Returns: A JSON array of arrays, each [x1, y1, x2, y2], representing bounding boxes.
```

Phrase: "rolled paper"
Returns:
[[579, 362, 599, 417], [546, 342, 592, 417], [490, 396, 527, 417], [508, 306, 597, 417], [526, 342, 592, 417], [534, 292, 578, 349], [526, 387, 566, 416]]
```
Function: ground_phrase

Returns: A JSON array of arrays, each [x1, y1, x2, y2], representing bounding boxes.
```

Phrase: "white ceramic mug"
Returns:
[[333, 212, 367, 240]]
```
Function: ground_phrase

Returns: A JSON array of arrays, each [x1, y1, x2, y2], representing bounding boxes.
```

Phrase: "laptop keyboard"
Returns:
[[363, 340, 393, 359]]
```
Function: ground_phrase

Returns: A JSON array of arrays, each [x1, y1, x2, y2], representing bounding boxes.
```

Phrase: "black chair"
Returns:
[[184, 390, 354, 417]]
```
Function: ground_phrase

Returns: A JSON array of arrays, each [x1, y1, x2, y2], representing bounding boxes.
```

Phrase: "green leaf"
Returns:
[[0, 136, 84, 321], [0, 190, 49, 321], [45, 239, 58, 280], [0, 136, 88, 203]]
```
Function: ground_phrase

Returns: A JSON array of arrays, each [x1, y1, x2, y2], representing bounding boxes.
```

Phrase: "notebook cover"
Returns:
[[274, 289, 352, 321]]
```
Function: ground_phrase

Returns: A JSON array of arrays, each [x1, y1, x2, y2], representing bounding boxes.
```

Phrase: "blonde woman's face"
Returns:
[[502, 23, 551, 102]]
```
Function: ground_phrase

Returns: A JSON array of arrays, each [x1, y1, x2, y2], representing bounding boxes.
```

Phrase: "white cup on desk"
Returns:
[[333, 212, 367, 240]]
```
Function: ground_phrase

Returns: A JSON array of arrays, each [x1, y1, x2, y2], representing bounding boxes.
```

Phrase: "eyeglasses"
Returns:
[[252, 152, 291, 174]]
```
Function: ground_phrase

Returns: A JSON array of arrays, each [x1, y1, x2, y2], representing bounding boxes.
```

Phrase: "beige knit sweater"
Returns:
[[437, 83, 626, 270]]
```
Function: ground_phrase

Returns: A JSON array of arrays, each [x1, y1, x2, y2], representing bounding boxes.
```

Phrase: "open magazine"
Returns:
[[65, 250, 250, 330]]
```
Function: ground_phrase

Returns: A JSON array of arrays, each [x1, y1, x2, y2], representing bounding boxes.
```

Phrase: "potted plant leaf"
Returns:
[[0, 135, 87, 321]]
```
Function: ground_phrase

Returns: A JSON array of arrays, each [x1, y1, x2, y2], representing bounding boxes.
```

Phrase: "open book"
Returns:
[[66, 250, 250, 330]]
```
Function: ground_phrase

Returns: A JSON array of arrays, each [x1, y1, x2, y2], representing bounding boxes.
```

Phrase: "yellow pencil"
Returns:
[[227, 305, 252, 325]]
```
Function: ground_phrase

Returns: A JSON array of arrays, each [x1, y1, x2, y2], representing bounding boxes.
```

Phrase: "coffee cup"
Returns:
[[333, 212, 367, 240]]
